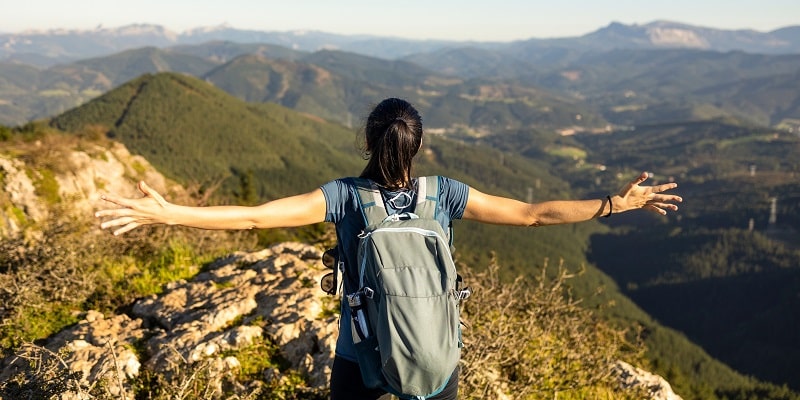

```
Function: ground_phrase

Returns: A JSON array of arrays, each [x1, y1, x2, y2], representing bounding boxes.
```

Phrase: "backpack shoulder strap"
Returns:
[[353, 178, 388, 226], [413, 176, 440, 220]]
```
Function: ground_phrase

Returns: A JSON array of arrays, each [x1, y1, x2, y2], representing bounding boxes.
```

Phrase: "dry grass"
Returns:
[[459, 254, 647, 399]]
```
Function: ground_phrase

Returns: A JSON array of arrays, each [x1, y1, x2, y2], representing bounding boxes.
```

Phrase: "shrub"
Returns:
[[0, 125, 11, 141], [459, 255, 647, 399]]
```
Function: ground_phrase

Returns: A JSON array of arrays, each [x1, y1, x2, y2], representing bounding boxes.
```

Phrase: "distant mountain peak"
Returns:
[[646, 25, 708, 48], [585, 20, 797, 51], [184, 23, 235, 35]]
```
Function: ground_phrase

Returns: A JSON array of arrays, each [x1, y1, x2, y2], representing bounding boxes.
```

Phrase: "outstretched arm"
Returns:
[[95, 181, 327, 236], [462, 172, 682, 226]]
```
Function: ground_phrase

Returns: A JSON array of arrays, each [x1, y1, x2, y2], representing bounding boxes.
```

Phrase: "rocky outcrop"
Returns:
[[0, 242, 338, 399], [0, 140, 181, 239], [614, 360, 683, 400]]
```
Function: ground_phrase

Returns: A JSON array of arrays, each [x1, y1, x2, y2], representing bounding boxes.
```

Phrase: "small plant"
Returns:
[[0, 343, 91, 399]]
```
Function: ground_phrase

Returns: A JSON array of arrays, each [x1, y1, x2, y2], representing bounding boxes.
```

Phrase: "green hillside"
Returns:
[[45, 72, 798, 399]]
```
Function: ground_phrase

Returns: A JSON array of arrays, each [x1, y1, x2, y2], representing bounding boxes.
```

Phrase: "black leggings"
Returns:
[[330, 356, 459, 400]]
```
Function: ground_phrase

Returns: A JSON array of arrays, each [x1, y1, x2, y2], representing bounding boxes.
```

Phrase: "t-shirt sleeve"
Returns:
[[439, 176, 469, 220], [319, 178, 352, 224]]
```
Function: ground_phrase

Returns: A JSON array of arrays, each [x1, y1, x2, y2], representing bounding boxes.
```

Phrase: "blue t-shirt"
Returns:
[[320, 176, 470, 361]]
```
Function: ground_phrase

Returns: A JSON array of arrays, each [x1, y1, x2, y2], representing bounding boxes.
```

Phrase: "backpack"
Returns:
[[346, 176, 469, 400]]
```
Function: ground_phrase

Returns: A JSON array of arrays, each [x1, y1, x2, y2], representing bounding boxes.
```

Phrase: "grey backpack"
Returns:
[[347, 176, 468, 400]]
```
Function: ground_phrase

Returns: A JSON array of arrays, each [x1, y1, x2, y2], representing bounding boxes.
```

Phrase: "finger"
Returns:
[[95, 208, 135, 219], [100, 193, 134, 208], [95, 209, 114, 218], [647, 202, 679, 212], [138, 181, 168, 207], [651, 193, 683, 203], [100, 217, 137, 230], [642, 204, 667, 215], [652, 183, 678, 193], [113, 223, 140, 236], [631, 172, 649, 186], [619, 171, 650, 196]]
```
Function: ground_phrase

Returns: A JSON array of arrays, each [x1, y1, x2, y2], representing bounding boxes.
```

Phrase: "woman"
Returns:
[[96, 97, 681, 399]]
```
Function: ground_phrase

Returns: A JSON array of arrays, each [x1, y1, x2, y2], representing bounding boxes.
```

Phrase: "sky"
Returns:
[[2, 0, 798, 41]]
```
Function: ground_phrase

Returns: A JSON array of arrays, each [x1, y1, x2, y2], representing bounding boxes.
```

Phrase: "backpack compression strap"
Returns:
[[353, 176, 440, 226]]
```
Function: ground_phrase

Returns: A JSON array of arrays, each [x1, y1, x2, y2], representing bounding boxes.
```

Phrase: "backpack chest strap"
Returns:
[[354, 176, 439, 226]]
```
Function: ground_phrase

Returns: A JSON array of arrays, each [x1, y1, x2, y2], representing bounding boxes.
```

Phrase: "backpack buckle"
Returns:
[[384, 212, 419, 222], [362, 287, 375, 299]]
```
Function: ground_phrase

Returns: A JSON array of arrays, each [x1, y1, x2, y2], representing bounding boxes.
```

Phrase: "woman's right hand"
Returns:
[[95, 181, 171, 236]]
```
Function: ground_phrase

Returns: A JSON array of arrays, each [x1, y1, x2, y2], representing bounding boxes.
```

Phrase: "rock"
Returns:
[[0, 157, 47, 237], [613, 360, 683, 400]]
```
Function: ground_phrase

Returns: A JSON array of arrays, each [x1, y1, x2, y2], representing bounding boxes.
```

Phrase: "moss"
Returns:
[[318, 296, 340, 319], [222, 336, 278, 380], [27, 167, 61, 205], [131, 160, 147, 177], [9, 206, 28, 226], [0, 304, 80, 349]]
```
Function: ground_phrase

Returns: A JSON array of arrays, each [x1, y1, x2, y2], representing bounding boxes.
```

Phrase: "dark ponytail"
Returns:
[[360, 98, 423, 190]]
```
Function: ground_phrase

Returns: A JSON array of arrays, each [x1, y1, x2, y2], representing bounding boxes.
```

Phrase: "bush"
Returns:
[[0, 125, 11, 141], [459, 255, 647, 399]]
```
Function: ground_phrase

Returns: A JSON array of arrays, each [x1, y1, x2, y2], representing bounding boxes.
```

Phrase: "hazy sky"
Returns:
[[2, 0, 798, 41]]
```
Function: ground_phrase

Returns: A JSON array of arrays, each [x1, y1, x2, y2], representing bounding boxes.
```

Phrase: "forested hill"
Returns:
[[42, 72, 799, 399], [49, 72, 364, 199]]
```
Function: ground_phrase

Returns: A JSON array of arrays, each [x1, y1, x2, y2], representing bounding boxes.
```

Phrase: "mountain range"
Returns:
[[3, 41, 800, 131], [2, 20, 799, 67], [2, 19, 800, 131]]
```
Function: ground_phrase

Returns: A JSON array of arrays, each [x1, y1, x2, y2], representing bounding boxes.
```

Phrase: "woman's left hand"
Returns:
[[615, 172, 682, 215]]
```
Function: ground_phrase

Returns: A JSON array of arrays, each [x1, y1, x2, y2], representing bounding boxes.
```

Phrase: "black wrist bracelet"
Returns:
[[604, 195, 613, 218]]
